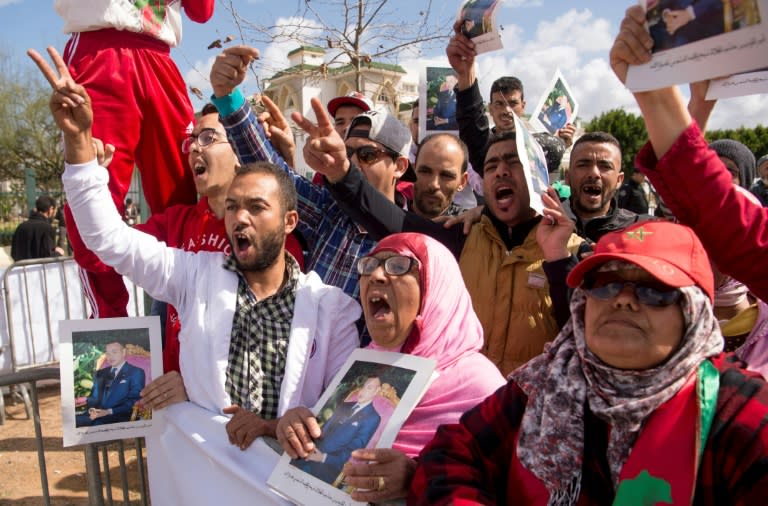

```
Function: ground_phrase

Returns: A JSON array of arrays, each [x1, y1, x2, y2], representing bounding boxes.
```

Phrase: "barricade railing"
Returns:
[[1, 256, 149, 504], [0, 366, 60, 505]]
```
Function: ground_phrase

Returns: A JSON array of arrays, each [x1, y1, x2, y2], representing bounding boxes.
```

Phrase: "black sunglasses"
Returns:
[[357, 255, 418, 276], [346, 145, 397, 164], [582, 276, 681, 307]]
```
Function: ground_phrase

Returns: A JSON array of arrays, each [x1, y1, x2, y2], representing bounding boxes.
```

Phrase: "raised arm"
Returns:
[[28, 46, 194, 307], [609, 6, 768, 301], [291, 98, 467, 256]]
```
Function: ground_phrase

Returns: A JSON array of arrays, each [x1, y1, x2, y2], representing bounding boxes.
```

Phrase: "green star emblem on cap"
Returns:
[[625, 227, 654, 241]]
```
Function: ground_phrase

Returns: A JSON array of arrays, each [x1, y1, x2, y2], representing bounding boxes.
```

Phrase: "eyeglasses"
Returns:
[[346, 145, 397, 164], [181, 128, 228, 154], [582, 277, 681, 307], [357, 255, 418, 276]]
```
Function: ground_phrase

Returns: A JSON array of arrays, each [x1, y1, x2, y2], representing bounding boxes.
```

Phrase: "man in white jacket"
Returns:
[[30, 46, 361, 505]]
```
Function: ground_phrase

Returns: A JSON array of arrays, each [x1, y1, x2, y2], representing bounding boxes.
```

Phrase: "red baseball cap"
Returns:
[[327, 91, 373, 117], [567, 220, 714, 302]]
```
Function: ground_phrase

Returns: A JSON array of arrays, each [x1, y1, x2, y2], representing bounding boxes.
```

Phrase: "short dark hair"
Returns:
[[417, 133, 469, 174], [234, 162, 298, 214], [573, 131, 622, 153], [490, 76, 524, 101], [35, 195, 56, 213], [487, 131, 518, 150], [201, 103, 219, 116]]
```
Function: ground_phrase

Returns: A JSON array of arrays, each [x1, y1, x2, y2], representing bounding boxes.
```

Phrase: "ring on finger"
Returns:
[[377, 476, 385, 491]]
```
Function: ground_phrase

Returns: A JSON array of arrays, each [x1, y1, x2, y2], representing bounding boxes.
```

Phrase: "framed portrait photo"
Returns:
[[59, 316, 162, 447], [267, 348, 436, 506], [530, 69, 579, 136], [627, 0, 768, 91], [419, 66, 461, 143]]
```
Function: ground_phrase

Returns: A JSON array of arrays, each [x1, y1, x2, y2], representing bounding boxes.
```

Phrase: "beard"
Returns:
[[233, 226, 285, 272], [413, 190, 447, 219], [573, 188, 616, 216]]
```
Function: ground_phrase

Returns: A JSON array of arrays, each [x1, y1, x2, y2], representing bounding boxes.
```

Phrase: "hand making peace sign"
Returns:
[[291, 97, 350, 183], [27, 46, 95, 164]]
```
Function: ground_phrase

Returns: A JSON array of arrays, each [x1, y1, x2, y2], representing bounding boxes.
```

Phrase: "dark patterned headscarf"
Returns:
[[511, 281, 723, 505]]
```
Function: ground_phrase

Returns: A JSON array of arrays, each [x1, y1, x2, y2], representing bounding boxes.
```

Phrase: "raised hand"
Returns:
[[291, 97, 349, 182], [27, 47, 92, 144], [609, 6, 654, 85], [446, 20, 477, 90], [260, 95, 296, 168], [556, 123, 577, 148], [536, 187, 576, 262], [210, 45, 260, 98]]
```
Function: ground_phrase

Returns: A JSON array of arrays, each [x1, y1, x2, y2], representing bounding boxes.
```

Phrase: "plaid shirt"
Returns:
[[219, 99, 377, 300], [409, 353, 768, 505], [224, 253, 298, 419]]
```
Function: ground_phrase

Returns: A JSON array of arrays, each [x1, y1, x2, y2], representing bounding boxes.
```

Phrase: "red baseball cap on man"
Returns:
[[327, 91, 373, 117], [567, 220, 714, 302]]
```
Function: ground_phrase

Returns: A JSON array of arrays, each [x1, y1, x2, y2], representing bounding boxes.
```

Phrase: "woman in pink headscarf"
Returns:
[[277, 233, 505, 502]]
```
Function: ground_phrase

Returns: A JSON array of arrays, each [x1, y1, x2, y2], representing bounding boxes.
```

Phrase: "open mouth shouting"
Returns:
[[367, 292, 392, 322], [231, 226, 254, 260], [493, 182, 515, 211], [580, 181, 603, 205]]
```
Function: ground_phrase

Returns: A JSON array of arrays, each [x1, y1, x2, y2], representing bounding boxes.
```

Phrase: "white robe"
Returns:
[[63, 160, 362, 504]]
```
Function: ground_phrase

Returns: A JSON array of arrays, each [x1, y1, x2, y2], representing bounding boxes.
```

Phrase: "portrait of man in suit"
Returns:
[[75, 340, 146, 427], [292, 376, 383, 485]]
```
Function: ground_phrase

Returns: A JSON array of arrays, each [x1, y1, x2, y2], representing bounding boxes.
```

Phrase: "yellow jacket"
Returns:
[[459, 216, 582, 376]]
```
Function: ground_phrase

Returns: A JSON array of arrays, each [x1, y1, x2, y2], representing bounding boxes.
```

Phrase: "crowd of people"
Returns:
[[20, 1, 768, 504]]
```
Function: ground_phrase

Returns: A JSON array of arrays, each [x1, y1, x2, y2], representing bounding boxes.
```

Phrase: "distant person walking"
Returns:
[[10, 195, 65, 261]]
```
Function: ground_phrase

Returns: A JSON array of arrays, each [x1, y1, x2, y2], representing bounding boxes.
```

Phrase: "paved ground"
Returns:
[[0, 383, 146, 505]]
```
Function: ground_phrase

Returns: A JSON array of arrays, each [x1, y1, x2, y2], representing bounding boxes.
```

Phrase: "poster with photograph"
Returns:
[[627, 0, 768, 91], [267, 348, 436, 506], [530, 69, 579, 135], [418, 66, 460, 143], [456, 0, 503, 54], [515, 114, 549, 215], [59, 316, 162, 447], [706, 68, 768, 99]]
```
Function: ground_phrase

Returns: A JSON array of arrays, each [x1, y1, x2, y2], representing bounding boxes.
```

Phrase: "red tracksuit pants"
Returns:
[[63, 29, 197, 317]]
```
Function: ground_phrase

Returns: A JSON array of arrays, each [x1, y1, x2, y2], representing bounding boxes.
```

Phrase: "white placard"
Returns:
[[59, 316, 162, 447], [627, 0, 768, 91], [530, 69, 579, 135], [267, 348, 436, 506]]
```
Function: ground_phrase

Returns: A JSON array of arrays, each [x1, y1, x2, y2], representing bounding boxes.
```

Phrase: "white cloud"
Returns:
[[0, 0, 21, 7], [502, 0, 543, 8], [458, 8, 762, 130]]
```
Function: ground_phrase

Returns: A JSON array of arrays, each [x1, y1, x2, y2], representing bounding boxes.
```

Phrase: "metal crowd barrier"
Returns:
[[0, 366, 60, 505], [1, 256, 149, 504]]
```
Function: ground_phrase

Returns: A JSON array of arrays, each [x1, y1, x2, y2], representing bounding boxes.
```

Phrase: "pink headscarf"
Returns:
[[366, 233, 505, 457]]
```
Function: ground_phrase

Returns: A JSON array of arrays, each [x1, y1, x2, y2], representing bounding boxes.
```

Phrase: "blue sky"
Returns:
[[2, 1, 765, 130]]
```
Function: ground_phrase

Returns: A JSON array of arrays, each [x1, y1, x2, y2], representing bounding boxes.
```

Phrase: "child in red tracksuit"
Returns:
[[54, 0, 215, 317]]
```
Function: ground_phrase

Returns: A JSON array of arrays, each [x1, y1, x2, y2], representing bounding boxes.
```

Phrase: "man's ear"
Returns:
[[617, 171, 625, 186], [284, 209, 298, 235], [565, 170, 571, 185], [457, 171, 469, 191], [393, 156, 409, 179]]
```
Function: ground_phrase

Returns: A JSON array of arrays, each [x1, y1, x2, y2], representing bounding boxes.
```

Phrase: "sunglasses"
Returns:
[[346, 145, 397, 164], [582, 276, 681, 307], [357, 255, 418, 277], [181, 128, 228, 154]]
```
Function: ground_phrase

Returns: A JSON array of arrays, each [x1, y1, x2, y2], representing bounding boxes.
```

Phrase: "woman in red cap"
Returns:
[[410, 219, 768, 505]]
